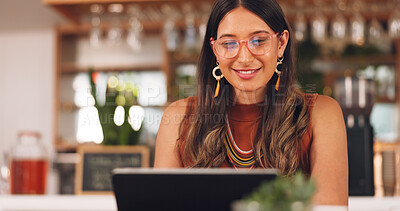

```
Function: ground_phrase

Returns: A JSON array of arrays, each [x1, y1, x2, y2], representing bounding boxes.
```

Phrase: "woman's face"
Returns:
[[211, 7, 288, 100]]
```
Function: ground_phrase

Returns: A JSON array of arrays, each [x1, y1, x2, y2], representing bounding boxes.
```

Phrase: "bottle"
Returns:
[[10, 131, 49, 194]]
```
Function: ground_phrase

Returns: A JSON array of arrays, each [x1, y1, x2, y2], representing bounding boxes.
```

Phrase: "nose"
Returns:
[[236, 41, 254, 64]]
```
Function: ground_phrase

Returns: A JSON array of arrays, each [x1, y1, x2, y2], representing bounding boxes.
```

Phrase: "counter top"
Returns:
[[349, 196, 400, 211], [0, 195, 399, 211], [0, 195, 117, 211]]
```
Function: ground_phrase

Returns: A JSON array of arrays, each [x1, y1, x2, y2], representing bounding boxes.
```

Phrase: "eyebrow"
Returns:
[[218, 30, 271, 39]]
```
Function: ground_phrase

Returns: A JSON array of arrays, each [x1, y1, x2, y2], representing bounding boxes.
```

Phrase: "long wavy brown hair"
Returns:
[[177, 0, 310, 175]]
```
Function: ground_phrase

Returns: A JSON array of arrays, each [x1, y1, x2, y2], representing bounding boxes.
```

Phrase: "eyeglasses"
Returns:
[[210, 32, 279, 59]]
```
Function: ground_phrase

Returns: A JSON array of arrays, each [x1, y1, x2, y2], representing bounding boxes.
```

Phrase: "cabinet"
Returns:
[[47, 0, 208, 192], [46, 0, 209, 152]]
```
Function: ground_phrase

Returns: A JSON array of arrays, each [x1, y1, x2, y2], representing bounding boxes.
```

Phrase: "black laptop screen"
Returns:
[[112, 168, 278, 211]]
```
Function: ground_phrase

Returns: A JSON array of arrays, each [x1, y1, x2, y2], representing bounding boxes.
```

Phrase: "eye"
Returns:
[[250, 37, 268, 47], [220, 40, 239, 49]]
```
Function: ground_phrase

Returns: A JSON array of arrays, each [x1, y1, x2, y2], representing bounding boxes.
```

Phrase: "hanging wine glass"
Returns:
[[310, 0, 327, 43], [331, 13, 347, 41], [369, 17, 393, 53], [388, 8, 400, 38], [350, 0, 365, 45], [293, 0, 306, 42], [127, 18, 143, 52], [311, 11, 327, 43], [89, 4, 103, 48], [163, 19, 179, 52], [329, 11, 347, 54], [198, 2, 212, 47], [107, 4, 123, 46], [161, 4, 180, 51], [294, 13, 307, 42], [366, 1, 392, 53], [369, 18, 385, 43], [182, 3, 197, 52], [126, 5, 143, 52], [350, 13, 365, 45]]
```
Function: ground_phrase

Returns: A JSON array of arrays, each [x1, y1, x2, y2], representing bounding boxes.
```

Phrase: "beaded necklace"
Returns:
[[223, 116, 263, 168]]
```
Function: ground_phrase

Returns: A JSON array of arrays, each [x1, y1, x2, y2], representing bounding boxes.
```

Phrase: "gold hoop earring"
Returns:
[[275, 56, 284, 91], [212, 62, 224, 98]]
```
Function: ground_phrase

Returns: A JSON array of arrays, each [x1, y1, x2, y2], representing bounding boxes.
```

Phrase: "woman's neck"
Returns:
[[231, 87, 266, 105]]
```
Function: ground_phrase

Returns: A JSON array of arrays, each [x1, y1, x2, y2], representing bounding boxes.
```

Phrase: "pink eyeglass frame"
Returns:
[[210, 32, 280, 59]]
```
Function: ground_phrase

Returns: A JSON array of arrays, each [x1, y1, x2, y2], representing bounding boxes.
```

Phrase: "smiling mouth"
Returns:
[[233, 67, 262, 74]]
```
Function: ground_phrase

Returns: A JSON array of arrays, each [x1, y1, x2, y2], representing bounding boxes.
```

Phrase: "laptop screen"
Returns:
[[112, 168, 278, 211]]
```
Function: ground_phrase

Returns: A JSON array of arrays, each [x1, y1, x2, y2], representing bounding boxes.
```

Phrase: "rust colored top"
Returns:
[[178, 93, 318, 174]]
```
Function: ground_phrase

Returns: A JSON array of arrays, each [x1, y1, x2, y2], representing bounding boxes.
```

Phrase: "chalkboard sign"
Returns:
[[75, 145, 150, 194]]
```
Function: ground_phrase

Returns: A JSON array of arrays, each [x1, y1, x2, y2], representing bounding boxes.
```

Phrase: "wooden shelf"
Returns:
[[55, 142, 108, 152], [44, 0, 395, 26], [58, 21, 164, 35], [43, 0, 213, 24], [320, 54, 396, 65], [57, 19, 206, 35], [313, 54, 397, 72], [55, 141, 80, 152], [60, 62, 162, 73], [169, 54, 199, 64], [375, 97, 397, 104], [374, 140, 400, 152], [44, 0, 176, 4]]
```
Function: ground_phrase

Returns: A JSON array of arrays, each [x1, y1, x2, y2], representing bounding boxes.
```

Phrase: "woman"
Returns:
[[155, 0, 348, 205]]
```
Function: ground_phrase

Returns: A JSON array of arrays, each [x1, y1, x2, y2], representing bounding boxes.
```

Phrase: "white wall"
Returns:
[[0, 0, 64, 158], [0, 29, 56, 154]]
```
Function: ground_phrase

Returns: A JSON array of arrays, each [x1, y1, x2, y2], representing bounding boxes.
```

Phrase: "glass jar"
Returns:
[[10, 131, 49, 194]]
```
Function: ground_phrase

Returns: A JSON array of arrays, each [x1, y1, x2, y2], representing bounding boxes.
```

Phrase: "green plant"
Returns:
[[89, 70, 141, 145], [240, 172, 316, 211]]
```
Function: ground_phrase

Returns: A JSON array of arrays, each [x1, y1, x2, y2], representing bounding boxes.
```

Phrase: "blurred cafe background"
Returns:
[[1, 0, 400, 207]]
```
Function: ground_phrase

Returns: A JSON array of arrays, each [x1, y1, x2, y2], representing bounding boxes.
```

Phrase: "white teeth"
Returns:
[[237, 70, 257, 74]]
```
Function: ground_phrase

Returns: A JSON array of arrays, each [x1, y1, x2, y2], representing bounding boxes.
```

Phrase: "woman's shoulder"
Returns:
[[155, 97, 197, 168], [299, 92, 344, 131], [162, 96, 197, 122], [301, 93, 341, 114], [309, 94, 344, 130], [312, 95, 342, 118]]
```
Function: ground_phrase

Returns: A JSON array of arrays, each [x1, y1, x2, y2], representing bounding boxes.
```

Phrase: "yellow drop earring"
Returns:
[[275, 56, 284, 91], [212, 62, 224, 98]]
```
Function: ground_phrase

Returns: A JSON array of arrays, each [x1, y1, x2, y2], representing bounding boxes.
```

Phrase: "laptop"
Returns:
[[112, 168, 278, 211]]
